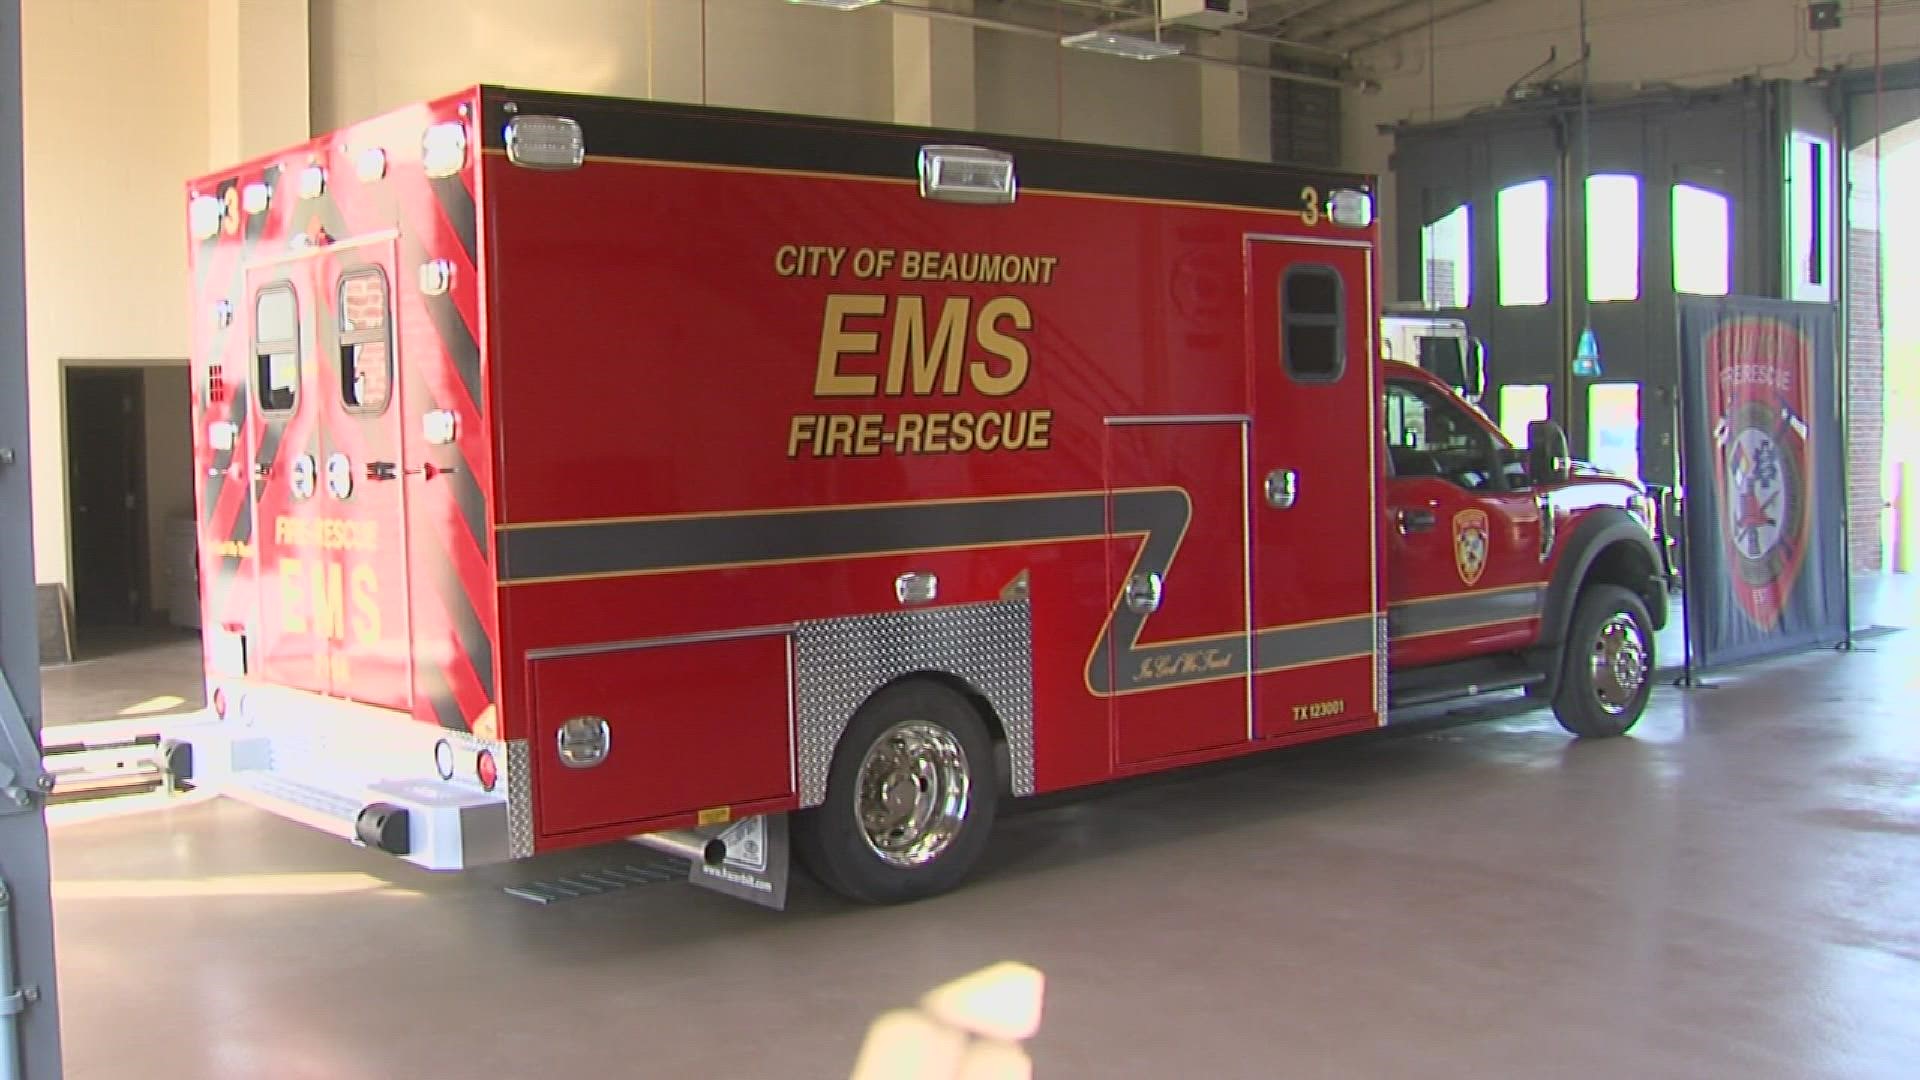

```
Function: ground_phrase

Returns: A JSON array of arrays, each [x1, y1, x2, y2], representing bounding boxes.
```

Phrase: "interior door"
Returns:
[[1247, 239, 1383, 738], [321, 253, 412, 710], [1382, 377, 1545, 667], [245, 269, 330, 694], [1104, 420, 1249, 767], [66, 370, 146, 628]]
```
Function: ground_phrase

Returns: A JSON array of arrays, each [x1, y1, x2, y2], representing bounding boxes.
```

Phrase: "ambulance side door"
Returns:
[[1247, 238, 1384, 737], [321, 256, 412, 709], [244, 270, 331, 695]]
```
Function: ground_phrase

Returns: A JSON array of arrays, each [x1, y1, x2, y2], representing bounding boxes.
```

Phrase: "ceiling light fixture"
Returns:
[[1060, 29, 1185, 61], [785, 0, 884, 10]]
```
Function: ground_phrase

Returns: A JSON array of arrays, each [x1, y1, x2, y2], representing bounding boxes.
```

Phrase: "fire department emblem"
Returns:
[[1452, 509, 1489, 586], [1704, 316, 1813, 631]]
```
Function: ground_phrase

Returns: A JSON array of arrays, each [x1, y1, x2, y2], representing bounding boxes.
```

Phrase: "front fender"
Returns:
[[1536, 508, 1669, 650]]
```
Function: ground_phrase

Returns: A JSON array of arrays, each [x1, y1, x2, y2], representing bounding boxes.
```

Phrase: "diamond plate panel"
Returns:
[[1374, 614, 1390, 717], [506, 738, 534, 858], [793, 600, 1034, 806]]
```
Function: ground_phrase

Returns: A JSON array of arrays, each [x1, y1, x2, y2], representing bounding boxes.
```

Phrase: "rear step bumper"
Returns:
[[220, 766, 512, 871], [182, 687, 520, 872]]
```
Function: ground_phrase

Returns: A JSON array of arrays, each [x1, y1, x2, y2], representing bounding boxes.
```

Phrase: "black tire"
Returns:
[[793, 679, 998, 904], [1552, 584, 1655, 738]]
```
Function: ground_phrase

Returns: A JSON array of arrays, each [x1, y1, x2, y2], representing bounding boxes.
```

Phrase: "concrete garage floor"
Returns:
[[50, 628, 1920, 1078], [39, 627, 204, 726]]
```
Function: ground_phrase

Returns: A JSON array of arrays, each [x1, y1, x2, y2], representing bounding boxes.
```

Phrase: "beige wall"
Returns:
[[976, 28, 1203, 153], [1345, 0, 1920, 297], [22, 0, 209, 587], [310, 0, 898, 130]]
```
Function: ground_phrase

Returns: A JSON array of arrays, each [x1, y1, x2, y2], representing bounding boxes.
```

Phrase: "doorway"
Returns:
[[65, 367, 148, 631]]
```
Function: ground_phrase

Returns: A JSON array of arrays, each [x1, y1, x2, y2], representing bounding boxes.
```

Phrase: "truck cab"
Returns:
[[1381, 361, 1669, 735]]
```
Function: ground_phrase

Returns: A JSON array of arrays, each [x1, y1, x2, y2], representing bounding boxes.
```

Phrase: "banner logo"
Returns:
[[1453, 508, 1489, 586], [1705, 316, 1812, 630]]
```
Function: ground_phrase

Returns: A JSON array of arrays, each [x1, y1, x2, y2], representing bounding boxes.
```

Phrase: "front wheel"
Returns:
[[1552, 584, 1655, 738], [793, 680, 997, 904]]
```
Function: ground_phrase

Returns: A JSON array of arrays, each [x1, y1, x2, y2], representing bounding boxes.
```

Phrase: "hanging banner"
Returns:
[[1676, 296, 1847, 669]]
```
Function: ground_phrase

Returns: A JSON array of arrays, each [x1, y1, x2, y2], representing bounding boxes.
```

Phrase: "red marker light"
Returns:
[[212, 687, 228, 719], [476, 750, 499, 792]]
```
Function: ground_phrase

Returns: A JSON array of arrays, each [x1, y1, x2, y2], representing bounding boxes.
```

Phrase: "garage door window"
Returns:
[[1673, 184, 1732, 296], [1586, 174, 1641, 302], [1498, 179, 1551, 307], [1422, 203, 1471, 309]]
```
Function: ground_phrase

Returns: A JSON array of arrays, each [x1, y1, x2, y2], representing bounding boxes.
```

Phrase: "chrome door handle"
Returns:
[[1397, 508, 1437, 533], [895, 571, 938, 606], [1125, 572, 1163, 615], [1264, 469, 1298, 510]]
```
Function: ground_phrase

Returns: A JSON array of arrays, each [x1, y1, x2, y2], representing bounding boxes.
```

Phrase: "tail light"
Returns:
[[212, 687, 228, 719], [476, 749, 499, 792]]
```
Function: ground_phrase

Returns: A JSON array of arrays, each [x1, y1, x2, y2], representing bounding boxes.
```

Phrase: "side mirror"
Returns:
[[1526, 420, 1571, 486]]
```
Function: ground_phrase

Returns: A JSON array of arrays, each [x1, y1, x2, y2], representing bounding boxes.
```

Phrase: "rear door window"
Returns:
[[254, 284, 300, 412], [337, 268, 392, 413]]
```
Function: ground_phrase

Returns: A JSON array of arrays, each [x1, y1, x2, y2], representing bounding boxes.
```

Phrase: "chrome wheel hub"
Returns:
[[856, 720, 970, 868], [1590, 612, 1649, 715]]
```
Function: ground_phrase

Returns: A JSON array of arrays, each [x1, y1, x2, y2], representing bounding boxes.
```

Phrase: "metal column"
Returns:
[[0, 0, 65, 1073]]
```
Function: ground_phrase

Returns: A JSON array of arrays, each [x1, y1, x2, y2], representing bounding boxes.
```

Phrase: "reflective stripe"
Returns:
[[504, 491, 1383, 698], [1389, 586, 1546, 639]]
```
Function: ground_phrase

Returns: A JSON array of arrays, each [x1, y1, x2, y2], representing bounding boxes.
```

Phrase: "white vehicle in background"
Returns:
[[1379, 305, 1485, 406]]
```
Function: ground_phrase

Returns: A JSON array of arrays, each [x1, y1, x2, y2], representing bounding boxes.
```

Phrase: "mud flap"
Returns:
[[631, 813, 790, 910], [689, 814, 790, 910]]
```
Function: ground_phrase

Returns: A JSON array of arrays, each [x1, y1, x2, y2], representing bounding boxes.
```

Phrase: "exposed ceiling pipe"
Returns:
[[1263, 0, 1348, 32], [1082, 2, 1350, 63], [875, 0, 1349, 86], [1342, 0, 1495, 54], [1302, 0, 1439, 44]]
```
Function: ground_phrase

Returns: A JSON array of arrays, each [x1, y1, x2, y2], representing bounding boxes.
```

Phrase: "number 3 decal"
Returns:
[[1300, 186, 1321, 227]]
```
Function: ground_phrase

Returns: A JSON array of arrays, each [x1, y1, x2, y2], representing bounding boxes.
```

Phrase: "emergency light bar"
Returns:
[[918, 145, 1017, 205], [298, 165, 327, 200], [356, 147, 387, 182], [423, 122, 468, 178], [189, 194, 223, 240], [1328, 188, 1375, 228], [504, 115, 586, 171]]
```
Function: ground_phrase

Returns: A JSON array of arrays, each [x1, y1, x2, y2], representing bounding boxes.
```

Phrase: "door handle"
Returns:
[[1125, 572, 1163, 615], [1264, 469, 1298, 510], [1397, 508, 1437, 534]]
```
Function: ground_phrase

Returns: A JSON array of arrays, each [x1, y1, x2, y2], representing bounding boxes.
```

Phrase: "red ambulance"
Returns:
[[182, 86, 1668, 906]]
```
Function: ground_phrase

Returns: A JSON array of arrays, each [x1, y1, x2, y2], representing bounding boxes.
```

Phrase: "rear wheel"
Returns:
[[793, 680, 997, 904], [1552, 584, 1654, 738]]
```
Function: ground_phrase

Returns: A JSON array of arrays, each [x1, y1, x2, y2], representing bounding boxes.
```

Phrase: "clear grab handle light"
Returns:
[[918, 145, 1016, 205], [505, 115, 586, 171]]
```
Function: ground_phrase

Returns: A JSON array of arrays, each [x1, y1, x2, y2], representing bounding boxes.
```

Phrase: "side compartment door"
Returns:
[[1247, 239, 1384, 737], [321, 254, 413, 709], [1103, 420, 1250, 768], [244, 270, 330, 694]]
